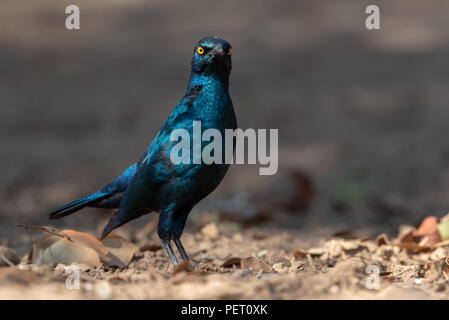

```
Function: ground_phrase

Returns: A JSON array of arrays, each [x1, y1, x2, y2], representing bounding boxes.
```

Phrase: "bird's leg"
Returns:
[[160, 239, 178, 264], [158, 211, 178, 264], [173, 238, 189, 261], [172, 210, 190, 261]]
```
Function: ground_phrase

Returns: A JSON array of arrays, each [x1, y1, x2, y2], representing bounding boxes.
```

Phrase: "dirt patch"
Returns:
[[0, 222, 448, 299]]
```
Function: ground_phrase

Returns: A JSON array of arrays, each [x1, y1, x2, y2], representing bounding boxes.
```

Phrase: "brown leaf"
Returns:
[[332, 230, 358, 240], [101, 234, 139, 268], [62, 229, 109, 262], [395, 225, 417, 243], [417, 216, 438, 236], [341, 240, 363, 251], [21, 227, 110, 267], [241, 257, 272, 273], [221, 257, 241, 268], [139, 244, 162, 252], [416, 216, 441, 245], [32, 235, 101, 267], [292, 250, 308, 259], [393, 242, 433, 253], [307, 247, 327, 257], [292, 248, 326, 259], [376, 233, 390, 246], [420, 233, 441, 246]]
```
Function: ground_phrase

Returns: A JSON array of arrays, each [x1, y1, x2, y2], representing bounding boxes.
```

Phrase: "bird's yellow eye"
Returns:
[[197, 46, 205, 55], [227, 48, 231, 56]]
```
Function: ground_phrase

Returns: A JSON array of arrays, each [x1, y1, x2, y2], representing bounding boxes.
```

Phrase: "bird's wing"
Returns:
[[140, 106, 199, 185], [113, 85, 208, 219]]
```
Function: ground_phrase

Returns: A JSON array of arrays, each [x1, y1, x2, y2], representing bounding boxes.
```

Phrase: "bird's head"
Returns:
[[191, 36, 232, 77]]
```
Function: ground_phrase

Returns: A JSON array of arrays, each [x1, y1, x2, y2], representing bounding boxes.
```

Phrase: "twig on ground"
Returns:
[[16, 223, 73, 242]]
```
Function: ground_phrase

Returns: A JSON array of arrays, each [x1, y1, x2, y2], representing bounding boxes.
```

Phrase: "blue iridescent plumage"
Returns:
[[49, 37, 236, 263]]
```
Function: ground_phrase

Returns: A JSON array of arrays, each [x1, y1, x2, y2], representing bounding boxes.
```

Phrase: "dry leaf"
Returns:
[[307, 247, 327, 257], [272, 262, 287, 273], [256, 249, 268, 257], [417, 216, 438, 236], [393, 242, 432, 253], [424, 258, 449, 282], [292, 247, 326, 259], [341, 240, 362, 251], [101, 234, 139, 268], [396, 225, 417, 243], [32, 235, 101, 267], [221, 257, 241, 268], [417, 216, 441, 245], [332, 230, 358, 240], [292, 250, 307, 259], [20, 226, 110, 267], [139, 244, 162, 252], [241, 257, 272, 273], [376, 233, 390, 246], [420, 234, 441, 246], [62, 230, 109, 262]]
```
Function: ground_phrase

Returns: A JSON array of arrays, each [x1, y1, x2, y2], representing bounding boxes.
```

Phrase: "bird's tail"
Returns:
[[48, 191, 110, 219]]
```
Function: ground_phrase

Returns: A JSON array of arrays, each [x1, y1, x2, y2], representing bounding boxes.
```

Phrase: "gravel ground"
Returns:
[[1, 0, 449, 299]]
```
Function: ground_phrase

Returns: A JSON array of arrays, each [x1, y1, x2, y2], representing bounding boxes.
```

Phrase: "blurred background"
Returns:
[[2, 0, 449, 254]]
